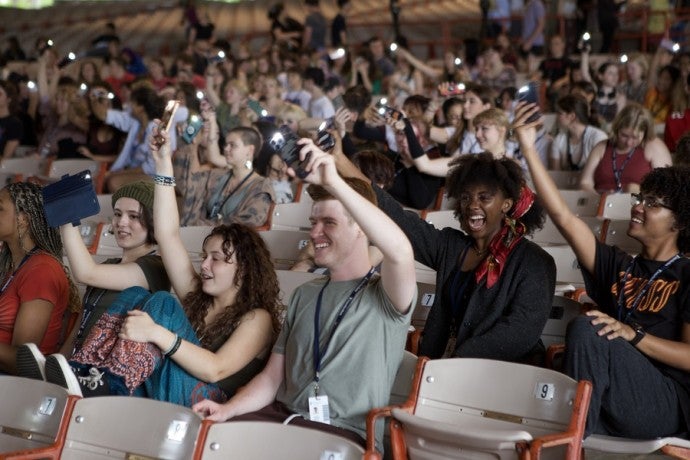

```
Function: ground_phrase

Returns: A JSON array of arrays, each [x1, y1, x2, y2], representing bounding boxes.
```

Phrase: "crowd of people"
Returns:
[[0, 0, 689, 453]]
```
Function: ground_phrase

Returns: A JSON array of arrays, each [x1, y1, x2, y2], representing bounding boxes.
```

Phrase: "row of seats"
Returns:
[[365, 357, 690, 459], [0, 376, 365, 459], [3, 354, 688, 459], [0, 157, 108, 193]]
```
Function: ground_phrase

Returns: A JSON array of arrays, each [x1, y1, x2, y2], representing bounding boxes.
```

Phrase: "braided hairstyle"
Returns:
[[182, 223, 282, 349], [0, 182, 81, 312]]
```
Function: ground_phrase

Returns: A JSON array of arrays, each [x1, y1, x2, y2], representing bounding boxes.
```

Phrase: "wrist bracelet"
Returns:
[[153, 174, 176, 187], [164, 334, 182, 357]]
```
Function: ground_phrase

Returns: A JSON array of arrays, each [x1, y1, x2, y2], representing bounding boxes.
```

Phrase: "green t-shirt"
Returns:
[[274, 274, 415, 446]]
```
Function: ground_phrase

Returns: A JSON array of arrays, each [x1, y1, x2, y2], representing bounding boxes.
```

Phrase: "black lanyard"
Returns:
[[616, 253, 682, 322], [610, 141, 636, 193], [566, 126, 587, 171], [208, 170, 254, 220], [0, 248, 38, 295], [312, 267, 375, 393]]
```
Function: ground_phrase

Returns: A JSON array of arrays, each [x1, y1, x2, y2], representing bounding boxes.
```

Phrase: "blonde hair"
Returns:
[[627, 53, 649, 77], [611, 103, 655, 143], [473, 108, 510, 134], [277, 103, 307, 123]]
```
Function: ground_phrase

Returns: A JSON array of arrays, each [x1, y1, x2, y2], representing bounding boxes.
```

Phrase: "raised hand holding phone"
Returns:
[[291, 138, 337, 187], [153, 100, 180, 148], [150, 120, 172, 162]]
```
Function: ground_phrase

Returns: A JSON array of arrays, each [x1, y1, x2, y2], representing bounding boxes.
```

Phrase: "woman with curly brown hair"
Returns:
[[44, 126, 281, 406]]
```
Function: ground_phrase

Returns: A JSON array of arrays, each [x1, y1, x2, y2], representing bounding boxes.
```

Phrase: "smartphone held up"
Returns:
[[153, 100, 180, 148], [516, 82, 541, 123]]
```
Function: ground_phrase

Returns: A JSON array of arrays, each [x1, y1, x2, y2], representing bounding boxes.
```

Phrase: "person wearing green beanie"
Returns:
[[17, 180, 172, 381]]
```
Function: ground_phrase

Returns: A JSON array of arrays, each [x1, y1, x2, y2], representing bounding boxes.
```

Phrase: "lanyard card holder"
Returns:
[[42, 170, 100, 227]]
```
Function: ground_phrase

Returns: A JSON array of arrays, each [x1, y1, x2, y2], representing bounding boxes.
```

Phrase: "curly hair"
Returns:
[[182, 223, 281, 348], [446, 152, 545, 235], [0, 182, 81, 312], [640, 166, 690, 253]]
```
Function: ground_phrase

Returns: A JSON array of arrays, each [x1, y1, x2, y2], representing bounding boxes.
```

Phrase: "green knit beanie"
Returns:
[[112, 180, 155, 215]]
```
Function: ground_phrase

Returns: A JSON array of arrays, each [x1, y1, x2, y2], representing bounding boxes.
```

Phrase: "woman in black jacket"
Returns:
[[373, 152, 555, 361]]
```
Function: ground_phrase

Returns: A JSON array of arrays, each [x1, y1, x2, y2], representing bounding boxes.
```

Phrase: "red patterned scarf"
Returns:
[[475, 185, 536, 288]]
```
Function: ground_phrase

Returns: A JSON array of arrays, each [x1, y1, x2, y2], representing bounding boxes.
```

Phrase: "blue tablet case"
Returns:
[[42, 170, 100, 227]]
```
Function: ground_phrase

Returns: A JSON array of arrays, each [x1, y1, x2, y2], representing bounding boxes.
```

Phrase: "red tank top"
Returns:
[[593, 141, 651, 193]]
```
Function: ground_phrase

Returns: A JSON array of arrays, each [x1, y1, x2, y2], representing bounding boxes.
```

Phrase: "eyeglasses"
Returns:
[[630, 193, 673, 210]]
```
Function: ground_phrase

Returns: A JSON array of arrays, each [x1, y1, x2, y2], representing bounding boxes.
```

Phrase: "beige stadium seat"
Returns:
[[547, 170, 581, 190], [541, 296, 586, 369], [559, 190, 602, 217], [424, 210, 460, 231], [542, 244, 585, 287], [602, 219, 642, 255], [47, 159, 100, 178], [540, 296, 585, 352], [0, 156, 42, 178], [271, 201, 313, 231], [414, 261, 436, 285], [530, 216, 605, 246], [365, 351, 419, 457], [195, 421, 364, 459], [14, 396, 202, 459], [259, 229, 311, 269], [584, 434, 690, 458], [276, 269, 322, 305], [369, 358, 591, 460], [94, 194, 114, 222], [0, 171, 21, 186], [179, 225, 215, 263], [598, 192, 633, 220], [0, 377, 74, 458], [93, 224, 121, 257]]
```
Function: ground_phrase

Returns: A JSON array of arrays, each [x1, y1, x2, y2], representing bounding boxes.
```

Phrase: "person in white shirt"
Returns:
[[303, 67, 335, 120], [550, 94, 608, 170]]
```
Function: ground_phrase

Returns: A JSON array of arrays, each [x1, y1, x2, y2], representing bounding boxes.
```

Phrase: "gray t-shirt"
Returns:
[[274, 274, 415, 445]]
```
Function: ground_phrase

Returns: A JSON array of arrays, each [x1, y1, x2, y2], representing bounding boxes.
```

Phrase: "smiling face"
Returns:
[[309, 199, 362, 269], [463, 91, 491, 121], [457, 184, 513, 241], [199, 234, 239, 297], [475, 121, 506, 154], [112, 197, 148, 250], [628, 192, 679, 246]]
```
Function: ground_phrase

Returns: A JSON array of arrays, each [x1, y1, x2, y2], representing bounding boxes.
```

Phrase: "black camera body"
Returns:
[[270, 126, 310, 179]]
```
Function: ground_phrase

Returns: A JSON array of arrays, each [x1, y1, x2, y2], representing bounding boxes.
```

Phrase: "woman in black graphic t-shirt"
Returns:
[[515, 101, 690, 440]]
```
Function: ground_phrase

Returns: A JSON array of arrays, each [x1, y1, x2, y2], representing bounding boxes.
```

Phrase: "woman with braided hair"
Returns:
[[0, 182, 80, 374]]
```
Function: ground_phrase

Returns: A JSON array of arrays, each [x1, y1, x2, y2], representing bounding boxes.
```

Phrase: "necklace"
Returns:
[[473, 245, 487, 257]]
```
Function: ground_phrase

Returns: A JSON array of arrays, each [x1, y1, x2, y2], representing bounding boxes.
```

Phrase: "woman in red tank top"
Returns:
[[580, 103, 672, 194]]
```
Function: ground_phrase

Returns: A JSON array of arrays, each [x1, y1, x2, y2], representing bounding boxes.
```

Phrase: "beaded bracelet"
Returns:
[[153, 174, 176, 187], [163, 334, 182, 357]]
